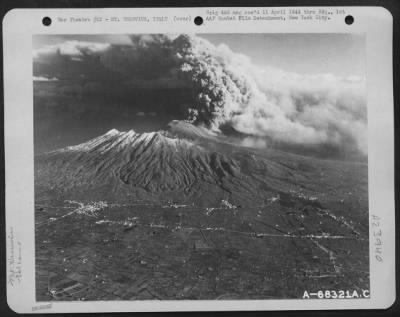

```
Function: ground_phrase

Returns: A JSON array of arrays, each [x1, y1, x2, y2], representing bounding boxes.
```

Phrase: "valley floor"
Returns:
[[35, 191, 369, 300]]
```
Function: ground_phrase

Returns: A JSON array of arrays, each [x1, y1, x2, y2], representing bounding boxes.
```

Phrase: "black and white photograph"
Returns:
[[31, 32, 370, 301]]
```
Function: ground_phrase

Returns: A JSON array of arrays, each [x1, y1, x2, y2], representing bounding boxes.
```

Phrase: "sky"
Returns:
[[203, 34, 365, 77], [33, 33, 365, 77], [33, 33, 366, 159]]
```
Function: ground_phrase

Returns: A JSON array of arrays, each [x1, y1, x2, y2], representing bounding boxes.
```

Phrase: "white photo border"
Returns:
[[3, 6, 395, 313]]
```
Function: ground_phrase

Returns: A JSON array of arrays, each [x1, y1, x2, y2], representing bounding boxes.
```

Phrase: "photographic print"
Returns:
[[33, 33, 369, 301]]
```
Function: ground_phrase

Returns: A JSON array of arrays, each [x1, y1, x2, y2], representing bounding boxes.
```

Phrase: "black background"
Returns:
[[0, 0, 399, 316]]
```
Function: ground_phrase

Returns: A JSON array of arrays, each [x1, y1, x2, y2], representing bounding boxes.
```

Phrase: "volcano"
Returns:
[[36, 122, 244, 204], [35, 120, 367, 207]]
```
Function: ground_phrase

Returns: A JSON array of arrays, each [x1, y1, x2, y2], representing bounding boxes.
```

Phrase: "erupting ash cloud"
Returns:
[[34, 34, 367, 157]]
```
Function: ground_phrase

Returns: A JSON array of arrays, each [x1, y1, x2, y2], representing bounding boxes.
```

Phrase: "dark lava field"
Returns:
[[35, 121, 369, 300]]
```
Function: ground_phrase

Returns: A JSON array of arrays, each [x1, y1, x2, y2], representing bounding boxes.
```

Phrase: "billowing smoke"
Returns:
[[169, 35, 367, 157], [241, 136, 268, 149], [33, 34, 367, 158]]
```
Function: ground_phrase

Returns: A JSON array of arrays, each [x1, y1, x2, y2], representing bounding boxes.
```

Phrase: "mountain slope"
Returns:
[[35, 121, 368, 208], [35, 126, 257, 205]]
